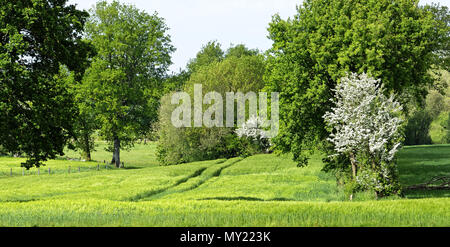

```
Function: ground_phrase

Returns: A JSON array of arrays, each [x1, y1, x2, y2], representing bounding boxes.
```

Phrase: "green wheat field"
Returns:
[[0, 142, 448, 227]]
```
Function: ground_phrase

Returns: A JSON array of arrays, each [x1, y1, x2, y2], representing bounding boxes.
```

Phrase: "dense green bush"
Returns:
[[404, 110, 433, 145], [429, 111, 450, 144], [443, 112, 450, 143], [156, 95, 242, 165], [426, 90, 446, 118], [0, 145, 8, 156]]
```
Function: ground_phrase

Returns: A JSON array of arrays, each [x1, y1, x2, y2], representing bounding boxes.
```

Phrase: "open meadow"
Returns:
[[0, 143, 448, 227]]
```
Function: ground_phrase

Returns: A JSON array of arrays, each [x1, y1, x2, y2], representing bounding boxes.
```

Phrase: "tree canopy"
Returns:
[[0, 0, 93, 168], [265, 0, 445, 166]]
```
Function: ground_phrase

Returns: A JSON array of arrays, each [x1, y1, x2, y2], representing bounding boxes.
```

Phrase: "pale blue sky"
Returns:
[[68, 0, 449, 72]]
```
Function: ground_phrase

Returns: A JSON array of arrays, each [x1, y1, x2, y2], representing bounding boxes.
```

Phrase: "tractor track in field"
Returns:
[[131, 158, 243, 201], [173, 158, 243, 193], [127, 166, 209, 202]]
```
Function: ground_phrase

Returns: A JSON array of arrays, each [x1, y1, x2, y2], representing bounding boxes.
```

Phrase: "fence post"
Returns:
[[48, 168, 51, 175], [10, 168, 12, 176], [78, 166, 80, 173], [68, 166, 71, 174], [22, 168, 24, 176], [97, 164, 99, 171]]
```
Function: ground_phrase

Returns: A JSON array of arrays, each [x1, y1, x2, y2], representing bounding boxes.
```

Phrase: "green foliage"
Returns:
[[0, 0, 93, 168], [161, 70, 190, 96], [404, 109, 433, 145], [422, 3, 450, 72], [156, 47, 266, 165], [0, 145, 8, 156], [82, 0, 174, 167], [225, 44, 259, 59], [70, 106, 98, 161], [55, 66, 98, 161], [426, 90, 446, 118], [187, 41, 224, 73], [265, 0, 443, 167], [355, 159, 402, 197], [187, 54, 266, 93], [186, 42, 259, 74], [424, 70, 449, 144], [443, 112, 450, 143], [430, 111, 450, 144]]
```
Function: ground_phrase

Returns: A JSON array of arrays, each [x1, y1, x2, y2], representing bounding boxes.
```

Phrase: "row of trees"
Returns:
[[1, 0, 449, 198], [1, 0, 174, 168]]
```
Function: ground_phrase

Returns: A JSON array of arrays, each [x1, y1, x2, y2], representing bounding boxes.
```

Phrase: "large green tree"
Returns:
[[265, 0, 444, 167], [0, 0, 93, 168], [82, 1, 174, 167]]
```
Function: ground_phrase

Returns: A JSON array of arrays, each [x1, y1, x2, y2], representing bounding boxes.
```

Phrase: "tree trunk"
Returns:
[[349, 152, 357, 179], [113, 136, 121, 168], [83, 132, 91, 161], [349, 152, 358, 201]]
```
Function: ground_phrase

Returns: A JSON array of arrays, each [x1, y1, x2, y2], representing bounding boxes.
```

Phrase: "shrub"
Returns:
[[404, 109, 433, 145], [156, 96, 250, 165], [443, 112, 450, 143], [0, 145, 8, 156], [323, 73, 403, 197], [235, 115, 271, 154]]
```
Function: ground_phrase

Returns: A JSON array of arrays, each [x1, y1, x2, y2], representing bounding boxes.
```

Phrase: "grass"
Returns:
[[397, 144, 450, 198], [62, 141, 159, 168], [0, 141, 158, 176], [0, 143, 448, 226]]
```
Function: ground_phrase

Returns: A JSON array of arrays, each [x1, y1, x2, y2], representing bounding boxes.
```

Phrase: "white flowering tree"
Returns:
[[235, 115, 267, 139], [235, 115, 271, 152], [323, 73, 404, 197]]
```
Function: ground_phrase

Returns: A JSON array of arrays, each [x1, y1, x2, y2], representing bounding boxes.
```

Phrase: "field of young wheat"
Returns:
[[0, 143, 448, 226]]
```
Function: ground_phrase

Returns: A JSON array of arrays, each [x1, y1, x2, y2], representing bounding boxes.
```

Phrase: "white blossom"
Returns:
[[235, 115, 268, 140], [323, 73, 403, 164]]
